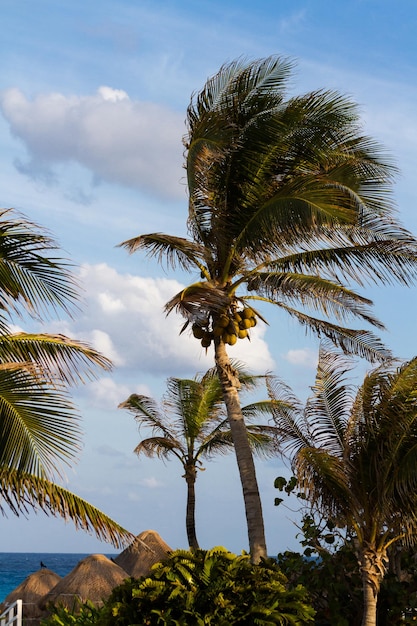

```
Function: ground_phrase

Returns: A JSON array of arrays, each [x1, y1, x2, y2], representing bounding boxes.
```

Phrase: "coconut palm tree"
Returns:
[[0, 207, 132, 547], [270, 346, 417, 626], [119, 367, 281, 550], [119, 56, 417, 561]]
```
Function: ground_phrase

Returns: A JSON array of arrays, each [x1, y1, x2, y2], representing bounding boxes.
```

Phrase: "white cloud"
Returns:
[[0, 86, 185, 200], [97, 86, 129, 102], [49, 263, 275, 383], [88, 376, 152, 409], [88, 377, 132, 408], [139, 477, 164, 489], [88, 329, 124, 366], [283, 348, 317, 368]]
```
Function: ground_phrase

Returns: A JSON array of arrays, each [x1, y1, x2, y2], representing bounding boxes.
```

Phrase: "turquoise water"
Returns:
[[0, 553, 116, 603]]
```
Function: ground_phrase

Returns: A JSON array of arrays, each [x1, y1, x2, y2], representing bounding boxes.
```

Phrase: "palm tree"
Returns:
[[119, 367, 280, 550], [0, 208, 132, 547], [270, 346, 417, 626], [119, 56, 417, 561]]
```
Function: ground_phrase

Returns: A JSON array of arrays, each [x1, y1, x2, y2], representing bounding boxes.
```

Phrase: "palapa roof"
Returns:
[[114, 529, 171, 578], [1, 568, 62, 619], [40, 554, 128, 610]]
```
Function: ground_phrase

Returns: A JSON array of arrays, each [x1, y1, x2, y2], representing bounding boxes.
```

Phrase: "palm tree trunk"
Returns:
[[359, 550, 385, 626], [185, 465, 199, 550], [361, 573, 378, 626], [214, 338, 267, 563]]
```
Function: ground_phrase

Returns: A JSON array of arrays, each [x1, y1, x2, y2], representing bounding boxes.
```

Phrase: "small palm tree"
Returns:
[[120, 56, 417, 561], [119, 367, 280, 549], [0, 208, 132, 547], [270, 346, 417, 626]]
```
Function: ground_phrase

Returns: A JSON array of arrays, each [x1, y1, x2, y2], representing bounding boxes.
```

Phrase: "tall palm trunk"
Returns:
[[359, 549, 385, 626], [361, 573, 378, 626], [214, 338, 267, 563], [185, 463, 199, 550]]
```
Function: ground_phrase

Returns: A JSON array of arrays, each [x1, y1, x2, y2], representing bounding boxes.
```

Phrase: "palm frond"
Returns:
[[305, 346, 355, 456], [196, 426, 235, 458], [134, 437, 185, 461], [164, 377, 224, 441], [295, 447, 353, 520], [119, 394, 178, 441], [274, 302, 391, 362], [265, 376, 311, 456], [0, 208, 79, 318], [267, 236, 417, 288], [0, 468, 133, 548], [118, 233, 205, 272], [244, 425, 281, 458], [165, 283, 230, 321], [201, 362, 268, 394], [0, 333, 111, 385], [0, 365, 80, 478], [247, 271, 384, 328]]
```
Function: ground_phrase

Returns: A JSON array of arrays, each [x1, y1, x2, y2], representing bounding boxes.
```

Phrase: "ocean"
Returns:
[[0, 553, 116, 603]]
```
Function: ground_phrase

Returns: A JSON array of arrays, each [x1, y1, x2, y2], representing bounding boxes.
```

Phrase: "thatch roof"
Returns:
[[40, 554, 128, 610], [1, 568, 61, 620], [114, 529, 171, 578]]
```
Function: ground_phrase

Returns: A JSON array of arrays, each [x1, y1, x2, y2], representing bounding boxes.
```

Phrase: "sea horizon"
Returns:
[[0, 551, 117, 603]]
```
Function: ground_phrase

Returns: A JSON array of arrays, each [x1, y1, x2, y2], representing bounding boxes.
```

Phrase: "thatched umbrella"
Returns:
[[40, 554, 128, 611], [114, 529, 171, 578], [1, 568, 61, 623]]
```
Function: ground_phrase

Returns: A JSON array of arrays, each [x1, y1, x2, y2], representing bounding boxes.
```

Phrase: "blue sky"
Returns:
[[0, 0, 417, 556]]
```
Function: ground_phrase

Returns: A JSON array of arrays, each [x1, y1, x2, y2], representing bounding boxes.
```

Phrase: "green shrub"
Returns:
[[40, 601, 101, 626], [97, 546, 315, 625]]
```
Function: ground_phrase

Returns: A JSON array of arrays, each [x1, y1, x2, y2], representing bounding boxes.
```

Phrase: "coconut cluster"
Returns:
[[192, 307, 257, 349]]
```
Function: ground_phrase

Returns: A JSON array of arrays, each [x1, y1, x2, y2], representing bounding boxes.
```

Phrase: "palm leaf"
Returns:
[[164, 378, 215, 439], [0, 468, 133, 548], [0, 365, 80, 477], [165, 283, 230, 321], [295, 447, 353, 521], [305, 346, 355, 456], [273, 302, 391, 362], [134, 436, 184, 461], [247, 271, 384, 328], [265, 376, 311, 456], [266, 237, 417, 288], [119, 394, 178, 441], [0, 208, 79, 317], [118, 233, 205, 272], [0, 333, 112, 385]]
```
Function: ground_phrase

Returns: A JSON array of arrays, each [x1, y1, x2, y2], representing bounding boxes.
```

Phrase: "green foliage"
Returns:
[[40, 601, 101, 626], [0, 208, 131, 548], [97, 547, 315, 625], [120, 54, 417, 561], [120, 367, 280, 550], [275, 486, 417, 624], [277, 546, 362, 626], [278, 543, 417, 625]]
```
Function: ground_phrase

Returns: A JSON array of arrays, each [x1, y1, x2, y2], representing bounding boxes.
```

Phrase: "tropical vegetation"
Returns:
[[90, 547, 314, 625], [273, 487, 417, 625], [278, 543, 417, 625], [119, 55, 417, 561], [270, 345, 417, 625], [119, 366, 283, 549], [0, 207, 132, 547]]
